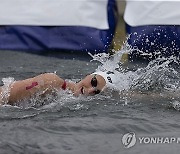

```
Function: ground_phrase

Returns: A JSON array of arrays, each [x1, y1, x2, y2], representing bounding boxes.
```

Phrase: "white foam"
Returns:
[[0, 77, 14, 105], [89, 44, 180, 96]]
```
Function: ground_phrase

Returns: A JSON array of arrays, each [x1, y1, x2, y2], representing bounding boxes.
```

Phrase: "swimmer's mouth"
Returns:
[[81, 87, 84, 94]]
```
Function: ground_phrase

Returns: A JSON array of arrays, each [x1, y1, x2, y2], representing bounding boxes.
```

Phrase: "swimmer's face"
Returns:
[[74, 74, 106, 96]]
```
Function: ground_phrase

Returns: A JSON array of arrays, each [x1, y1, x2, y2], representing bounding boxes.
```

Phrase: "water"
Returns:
[[0, 50, 180, 154]]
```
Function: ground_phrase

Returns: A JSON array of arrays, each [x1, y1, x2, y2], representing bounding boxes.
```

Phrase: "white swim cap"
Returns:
[[92, 71, 116, 88]]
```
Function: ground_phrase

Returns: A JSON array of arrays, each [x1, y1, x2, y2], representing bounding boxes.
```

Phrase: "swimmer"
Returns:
[[0, 71, 179, 106], [0, 71, 111, 105]]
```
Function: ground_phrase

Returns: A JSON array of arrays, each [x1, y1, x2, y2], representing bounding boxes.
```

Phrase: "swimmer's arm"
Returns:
[[8, 73, 66, 104], [117, 91, 180, 102]]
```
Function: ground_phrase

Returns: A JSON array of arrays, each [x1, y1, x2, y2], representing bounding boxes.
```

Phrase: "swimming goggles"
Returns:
[[91, 74, 101, 95]]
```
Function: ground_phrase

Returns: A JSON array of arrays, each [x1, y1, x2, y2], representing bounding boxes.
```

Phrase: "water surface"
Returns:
[[0, 51, 180, 154]]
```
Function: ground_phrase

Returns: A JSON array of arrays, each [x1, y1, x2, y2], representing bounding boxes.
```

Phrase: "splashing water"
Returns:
[[0, 77, 14, 105], [89, 46, 180, 97], [171, 100, 180, 111], [0, 45, 179, 110]]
